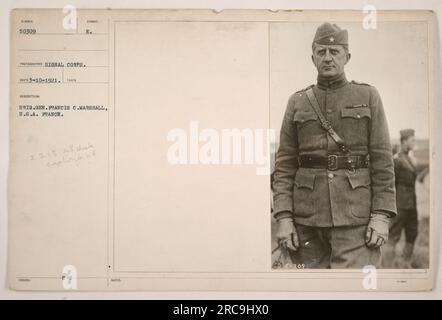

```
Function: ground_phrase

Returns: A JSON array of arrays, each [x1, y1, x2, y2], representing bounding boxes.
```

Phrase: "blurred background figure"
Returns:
[[383, 129, 429, 268], [392, 144, 400, 156]]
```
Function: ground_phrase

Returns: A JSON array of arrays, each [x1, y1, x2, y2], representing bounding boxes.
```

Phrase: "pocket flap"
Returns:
[[294, 171, 315, 190], [341, 107, 371, 119], [293, 111, 318, 124], [348, 173, 371, 189]]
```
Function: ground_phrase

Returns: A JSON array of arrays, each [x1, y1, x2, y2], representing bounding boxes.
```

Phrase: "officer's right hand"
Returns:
[[276, 217, 299, 252]]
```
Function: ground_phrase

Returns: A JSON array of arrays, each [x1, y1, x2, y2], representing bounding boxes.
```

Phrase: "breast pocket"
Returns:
[[293, 111, 318, 125], [293, 111, 320, 148], [340, 107, 371, 146]]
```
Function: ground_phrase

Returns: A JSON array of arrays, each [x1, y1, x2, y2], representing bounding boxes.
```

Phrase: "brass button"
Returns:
[[328, 173, 334, 179], [327, 109, 333, 113], [356, 114, 361, 119]]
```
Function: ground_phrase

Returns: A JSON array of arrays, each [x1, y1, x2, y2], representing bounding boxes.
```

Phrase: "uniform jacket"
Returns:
[[394, 150, 417, 210], [272, 73, 397, 227]]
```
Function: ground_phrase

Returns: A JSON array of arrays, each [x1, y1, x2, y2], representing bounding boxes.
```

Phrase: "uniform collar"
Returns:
[[317, 72, 348, 90]]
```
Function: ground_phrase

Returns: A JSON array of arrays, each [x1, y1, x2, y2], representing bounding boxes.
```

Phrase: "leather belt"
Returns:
[[297, 154, 370, 171]]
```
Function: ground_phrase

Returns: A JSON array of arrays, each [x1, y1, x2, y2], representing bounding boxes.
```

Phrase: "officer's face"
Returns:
[[312, 44, 350, 78]]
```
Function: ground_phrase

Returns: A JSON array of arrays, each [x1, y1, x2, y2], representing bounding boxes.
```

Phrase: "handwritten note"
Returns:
[[29, 142, 96, 168]]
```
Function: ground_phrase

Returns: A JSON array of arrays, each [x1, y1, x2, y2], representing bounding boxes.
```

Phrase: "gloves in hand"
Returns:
[[365, 212, 390, 248], [275, 215, 299, 252]]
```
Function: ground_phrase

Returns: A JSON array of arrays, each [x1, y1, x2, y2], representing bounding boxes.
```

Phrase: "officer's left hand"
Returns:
[[365, 213, 390, 248]]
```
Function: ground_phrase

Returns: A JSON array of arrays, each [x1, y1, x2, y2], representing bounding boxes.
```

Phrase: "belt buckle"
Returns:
[[327, 155, 338, 171]]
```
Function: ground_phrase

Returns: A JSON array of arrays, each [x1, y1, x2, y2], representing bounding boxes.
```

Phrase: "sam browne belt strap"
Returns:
[[305, 88, 350, 156]]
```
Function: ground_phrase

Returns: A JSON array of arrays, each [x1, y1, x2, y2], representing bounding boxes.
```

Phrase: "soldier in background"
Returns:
[[384, 129, 427, 268]]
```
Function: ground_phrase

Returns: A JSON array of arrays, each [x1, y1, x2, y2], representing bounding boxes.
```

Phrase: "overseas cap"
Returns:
[[313, 22, 348, 46], [400, 129, 415, 140]]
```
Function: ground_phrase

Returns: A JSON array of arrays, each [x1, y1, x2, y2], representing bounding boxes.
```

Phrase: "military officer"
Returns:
[[272, 22, 397, 268], [384, 129, 425, 268]]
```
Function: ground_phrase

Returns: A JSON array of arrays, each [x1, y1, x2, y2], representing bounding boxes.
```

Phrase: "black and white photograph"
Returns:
[[4, 7, 438, 294], [271, 20, 431, 270]]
